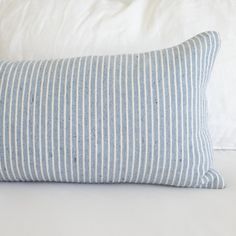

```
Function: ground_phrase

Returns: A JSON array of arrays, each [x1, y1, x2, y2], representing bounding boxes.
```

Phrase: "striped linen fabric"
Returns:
[[0, 31, 224, 188]]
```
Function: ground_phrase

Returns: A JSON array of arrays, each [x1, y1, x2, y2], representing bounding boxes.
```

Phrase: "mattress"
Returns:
[[0, 150, 235, 236]]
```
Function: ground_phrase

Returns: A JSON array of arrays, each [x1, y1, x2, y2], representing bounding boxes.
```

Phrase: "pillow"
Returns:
[[0, 31, 224, 188]]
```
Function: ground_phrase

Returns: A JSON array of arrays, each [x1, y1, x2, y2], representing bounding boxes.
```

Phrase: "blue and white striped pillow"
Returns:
[[0, 31, 224, 188]]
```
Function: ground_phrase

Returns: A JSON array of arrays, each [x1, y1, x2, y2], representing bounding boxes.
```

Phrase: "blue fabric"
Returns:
[[0, 31, 224, 188]]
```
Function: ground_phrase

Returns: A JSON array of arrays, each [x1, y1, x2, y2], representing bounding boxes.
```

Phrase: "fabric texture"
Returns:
[[0, 31, 224, 188]]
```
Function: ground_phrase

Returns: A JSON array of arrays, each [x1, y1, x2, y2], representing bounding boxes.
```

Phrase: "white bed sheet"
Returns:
[[0, 151, 235, 236]]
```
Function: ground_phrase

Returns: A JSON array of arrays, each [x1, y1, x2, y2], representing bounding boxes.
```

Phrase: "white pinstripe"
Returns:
[[112, 56, 117, 182], [170, 48, 179, 186], [32, 61, 44, 181], [63, 59, 71, 182], [208, 171, 215, 189], [198, 34, 212, 182], [158, 50, 167, 184], [26, 62, 38, 181], [164, 49, 173, 185], [44, 61, 54, 181], [206, 33, 218, 166], [152, 51, 161, 184], [118, 55, 124, 182], [124, 54, 130, 182], [106, 56, 111, 182], [204, 33, 218, 163], [88, 56, 94, 183], [75, 58, 82, 182], [141, 53, 149, 183], [189, 39, 202, 186], [129, 54, 135, 183], [211, 169, 222, 189], [82, 57, 88, 182], [204, 35, 218, 180], [0, 62, 12, 181], [199, 35, 211, 174], [208, 33, 219, 77], [100, 56, 105, 182], [182, 43, 191, 187], [175, 46, 185, 186], [94, 56, 99, 183], [20, 61, 33, 180], [194, 36, 205, 183], [57, 59, 66, 182], [70, 58, 77, 182], [39, 60, 50, 181], [134, 54, 142, 183], [9, 62, 26, 181], [51, 59, 60, 181], [203, 35, 213, 180], [203, 35, 212, 170], [185, 41, 196, 187], [147, 52, 155, 183], [178, 44, 190, 186]]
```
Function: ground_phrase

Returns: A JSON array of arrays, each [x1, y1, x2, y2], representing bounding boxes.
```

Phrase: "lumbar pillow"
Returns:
[[0, 31, 224, 188]]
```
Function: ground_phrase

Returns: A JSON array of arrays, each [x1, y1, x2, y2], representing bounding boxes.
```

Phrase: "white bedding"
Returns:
[[0, 0, 236, 149], [0, 151, 235, 236]]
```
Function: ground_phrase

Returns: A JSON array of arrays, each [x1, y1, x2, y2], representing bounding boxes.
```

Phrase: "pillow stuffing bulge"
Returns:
[[0, 31, 224, 188]]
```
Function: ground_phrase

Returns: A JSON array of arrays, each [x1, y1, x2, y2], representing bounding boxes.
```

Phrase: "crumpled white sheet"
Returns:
[[0, 0, 236, 149]]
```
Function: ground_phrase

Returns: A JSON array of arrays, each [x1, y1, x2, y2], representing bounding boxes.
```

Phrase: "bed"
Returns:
[[0, 150, 235, 236], [0, 1, 236, 235]]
